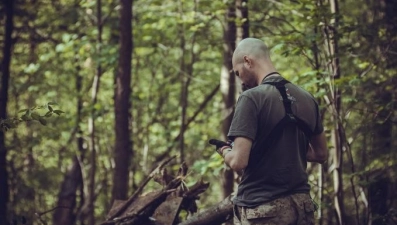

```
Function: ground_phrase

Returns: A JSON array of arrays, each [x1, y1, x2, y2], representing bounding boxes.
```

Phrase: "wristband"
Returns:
[[220, 146, 232, 157]]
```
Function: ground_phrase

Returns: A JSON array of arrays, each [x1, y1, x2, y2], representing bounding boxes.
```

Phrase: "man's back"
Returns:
[[220, 37, 327, 225], [228, 76, 323, 207]]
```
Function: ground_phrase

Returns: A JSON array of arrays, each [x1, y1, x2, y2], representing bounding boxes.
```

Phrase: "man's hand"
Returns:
[[223, 137, 252, 171], [209, 139, 231, 156], [307, 132, 328, 164]]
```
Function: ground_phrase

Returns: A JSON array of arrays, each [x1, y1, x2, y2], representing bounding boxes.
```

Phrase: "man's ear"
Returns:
[[243, 55, 252, 67]]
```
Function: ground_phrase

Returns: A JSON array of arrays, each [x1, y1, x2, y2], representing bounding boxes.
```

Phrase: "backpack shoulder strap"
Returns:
[[246, 79, 314, 168], [262, 79, 313, 139]]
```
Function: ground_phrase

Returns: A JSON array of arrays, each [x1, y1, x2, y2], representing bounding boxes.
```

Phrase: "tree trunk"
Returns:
[[220, 0, 249, 208], [366, 1, 397, 224], [327, 0, 345, 223], [220, 0, 236, 202], [0, 0, 14, 224], [112, 0, 133, 203], [86, 0, 103, 223], [53, 31, 86, 224], [177, 0, 188, 164], [235, 0, 249, 43], [53, 156, 83, 225], [310, 5, 325, 223], [234, 0, 248, 96], [76, 66, 86, 225]]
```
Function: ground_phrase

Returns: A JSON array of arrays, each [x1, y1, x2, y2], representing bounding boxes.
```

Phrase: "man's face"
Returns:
[[233, 61, 257, 91]]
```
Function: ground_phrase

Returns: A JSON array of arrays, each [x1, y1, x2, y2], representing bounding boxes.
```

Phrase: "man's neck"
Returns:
[[257, 69, 279, 85]]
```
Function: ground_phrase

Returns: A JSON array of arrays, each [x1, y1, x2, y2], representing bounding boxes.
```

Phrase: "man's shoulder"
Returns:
[[287, 83, 317, 101], [245, 82, 277, 95]]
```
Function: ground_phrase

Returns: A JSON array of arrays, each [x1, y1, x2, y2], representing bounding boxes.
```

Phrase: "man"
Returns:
[[217, 38, 328, 225]]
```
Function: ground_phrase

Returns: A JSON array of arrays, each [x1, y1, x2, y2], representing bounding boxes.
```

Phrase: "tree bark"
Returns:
[[367, 1, 397, 224], [220, 0, 237, 202], [177, 0, 199, 165], [311, 3, 325, 223], [86, 0, 103, 223], [112, 0, 133, 203], [52, 47, 86, 224], [53, 156, 83, 225], [0, 0, 14, 224], [235, 0, 249, 43], [326, 0, 345, 223], [177, 0, 187, 164], [234, 0, 248, 96], [75, 38, 86, 225], [220, 0, 249, 208]]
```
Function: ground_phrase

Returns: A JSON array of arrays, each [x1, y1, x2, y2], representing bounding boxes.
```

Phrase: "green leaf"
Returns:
[[53, 110, 65, 115], [18, 109, 29, 113], [39, 118, 47, 126], [31, 112, 41, 120], [45, 111, 53, 117], [21, 114, 31, 121]]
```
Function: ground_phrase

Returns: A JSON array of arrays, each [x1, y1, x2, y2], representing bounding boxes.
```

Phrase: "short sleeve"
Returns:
[[227, 95, 258, 141]]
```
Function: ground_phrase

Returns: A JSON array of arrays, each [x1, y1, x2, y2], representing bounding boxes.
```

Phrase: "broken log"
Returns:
[[101, 157, 211, 225], [177, 195, 233, 225], [105, 156, 177, 222]]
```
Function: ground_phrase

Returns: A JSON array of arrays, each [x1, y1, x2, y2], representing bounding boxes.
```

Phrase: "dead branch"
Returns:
[[104, 156, 177, 222], [177, 195, 233, 225]]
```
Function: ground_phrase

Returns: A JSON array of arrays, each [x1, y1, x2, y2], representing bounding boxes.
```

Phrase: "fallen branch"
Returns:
[[102, 157, 217, 225], [104, 156, 177, 223], [177, 195, 233, 225]]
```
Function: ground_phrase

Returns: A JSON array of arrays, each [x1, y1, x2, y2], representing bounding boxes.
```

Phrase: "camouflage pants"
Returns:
[[233, 193, 315, 225]]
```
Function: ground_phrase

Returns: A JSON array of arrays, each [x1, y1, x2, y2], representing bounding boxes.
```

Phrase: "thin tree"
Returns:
[[234, 0, 248, 97], [220, 0, 249, 203], [177, 0, 199, 164], [75, 48, 86, 225], [366, 1, 397, 224], [53, 156, 83, 225], [323, 0, 345, 223], [86, 0, 103, 223], [0, 0, 14, 224], [220, 0, 236, 202], [178, 0, 188, 164], [112, 0, 133, 202], [310, 1, 327, 224], [235, 0, 249, 44], [53, 5, 86, 221]]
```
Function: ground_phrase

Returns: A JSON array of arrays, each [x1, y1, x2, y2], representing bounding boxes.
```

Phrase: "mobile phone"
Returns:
[[208, 139, 230, 149]]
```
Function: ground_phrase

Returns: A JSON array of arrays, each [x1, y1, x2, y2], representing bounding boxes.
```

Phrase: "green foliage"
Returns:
[[1, 0, 396, 224], [0, 102, 64, 132], [192, 153, 224, 176]]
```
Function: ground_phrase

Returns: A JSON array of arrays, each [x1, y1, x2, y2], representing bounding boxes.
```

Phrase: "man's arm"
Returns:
[[223, 136, 252, 172], [307, 131, 328, 164]]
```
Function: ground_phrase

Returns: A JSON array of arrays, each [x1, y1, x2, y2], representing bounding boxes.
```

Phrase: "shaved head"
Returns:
[[231, 38, 277, 88], [233, 38, 271, 64]]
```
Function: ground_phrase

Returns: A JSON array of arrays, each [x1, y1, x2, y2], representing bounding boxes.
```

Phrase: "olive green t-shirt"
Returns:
[[228, 75, 323, 207]]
